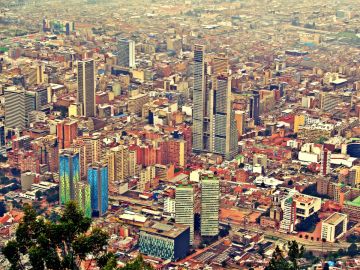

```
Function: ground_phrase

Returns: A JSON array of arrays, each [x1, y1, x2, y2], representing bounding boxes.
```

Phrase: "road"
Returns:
[[222, 219, 350, 252]]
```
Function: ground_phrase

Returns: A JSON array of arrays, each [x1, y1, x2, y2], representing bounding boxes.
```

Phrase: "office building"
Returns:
[[76, 181, 92, 218], [321, 212, 348, 242], [235, 110, 245, 137], [175, 185, 194, 244], [192, 46, 237, 160], [249, 90, 260, 125], [139, 222, 190, 261], [88, 163, 109, 216], [77, 59, 96, 117], [192, 44, 207, 153], [349, 166, 360, 187], [279, 195, 296, 233], [117, 38, 136, 68], [4, 86, 26, 130], [138, 166, 156, 192], [320, 92, 341, 112], [21, 172, 36, 191], [201, 175, 220, 237], [107, 145, 137, 187], [59, 149, 80, 204], [212, 74, 238, 160], [213, 53, 228, 75], [57, 120, 78, 149], [320, 148, 331, 176]]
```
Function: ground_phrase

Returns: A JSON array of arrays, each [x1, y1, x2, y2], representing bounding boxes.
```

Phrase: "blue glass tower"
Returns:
[[88, 163, 108, 216], [59, 149, 80, 205]]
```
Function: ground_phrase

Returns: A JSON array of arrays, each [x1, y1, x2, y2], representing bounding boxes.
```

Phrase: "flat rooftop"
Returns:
[[141, 222, 189, 239], [323, 212, 347, 226]]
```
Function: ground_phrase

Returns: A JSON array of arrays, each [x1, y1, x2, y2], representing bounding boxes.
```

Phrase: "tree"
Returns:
[[121, 255, 153, 270], [0, 201, 6, 217], [2, 201, 115, 270], [35, 190, 42, 201], [265, 241, 305, 270], [265, 246, 291, 270], [347, 243, 359, 257], [288, 240, 305, 270]]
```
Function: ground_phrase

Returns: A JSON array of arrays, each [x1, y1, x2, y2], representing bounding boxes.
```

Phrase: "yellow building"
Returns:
[[294, 114, 305, 133]]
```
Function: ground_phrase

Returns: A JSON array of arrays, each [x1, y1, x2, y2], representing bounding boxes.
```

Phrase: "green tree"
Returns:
[[0, 201, 6, 217], [2, 201, 115, 270], [121, 255, 153, 270], [347, 243, 359, 257], [288, 240, 305, 269], [266, 246, 291, 270], [265, 241, 305, 270], [35, 190, 42, 201]]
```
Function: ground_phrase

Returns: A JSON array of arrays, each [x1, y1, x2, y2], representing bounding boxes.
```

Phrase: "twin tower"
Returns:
[[192, 45, 238, 161]]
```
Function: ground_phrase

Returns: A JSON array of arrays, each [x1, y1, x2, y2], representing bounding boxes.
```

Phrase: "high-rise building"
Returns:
[[279, 195, 296, 233], [201, 174, 220, 237], [76, 182, 92, 218], [320, 148, 331, 176], [88, 163, 109, 216], [77, 59, 96, 117], [212, 74, 238, 160], [59, 149, 80, 205], [175, 185, 194, 244], [73, 135, 101, 176], [349, 166, 360, 187], [192, 46, 237, 160], [107, 145, 137, 186], [57, 120, 78, 149], [249, 90, 260, 125], [4, 86, 26, 130], [192, 45, 207, 153], [117, 38, 136, 68], [213, 54, 228, 75], [138, 166, 156, 192], [235, 110, 245, 137]]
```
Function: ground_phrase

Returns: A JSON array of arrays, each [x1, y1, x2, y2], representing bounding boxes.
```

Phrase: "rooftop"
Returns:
[[323, 212, 347, 226], [141, 222, 189, 239]]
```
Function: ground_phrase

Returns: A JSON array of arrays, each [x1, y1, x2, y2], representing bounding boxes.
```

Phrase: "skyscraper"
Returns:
[[76, 181, 92, 218], [57, 120, 78, 149], [4, 86, 26, 130], [117, 38, 136, 68], [88, 163, 109, 216], [212, 74, 238, 160], [77, 59, 96, 117], [175, 185, 194, 244], [192, 46, 237, 160], [320, 148, 331, 176], [249, 90, 260, 125], [192, 44, 207, 153], [59, 149, 80, 205], [201, 174, 220, 237]]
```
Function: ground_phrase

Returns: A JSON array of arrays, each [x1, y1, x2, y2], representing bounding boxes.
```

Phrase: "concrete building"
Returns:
[[20, 172, 36, 191], [175, 185, 194, 244], [77, 59, 96, 117], [201, 174, 220, 237], [4, 86, 26, 130], [117, 38, 136, 68], [321, 212, 348, 242]]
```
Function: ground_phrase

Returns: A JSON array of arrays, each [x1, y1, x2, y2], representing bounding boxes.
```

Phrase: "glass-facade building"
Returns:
[[59, 150, 80, 205], [88, 163, 108, 216], [139, 223, 190, 261], [76, 182, 92, 218]]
